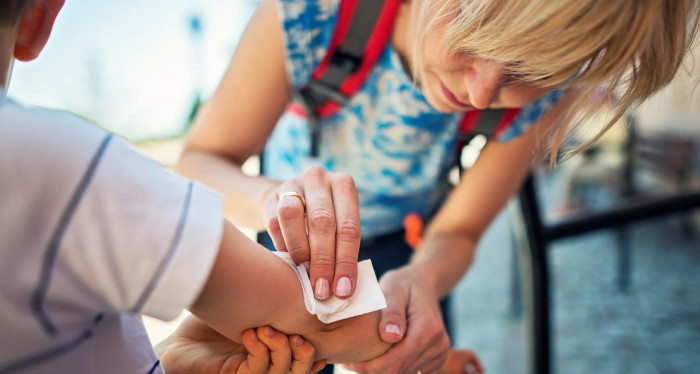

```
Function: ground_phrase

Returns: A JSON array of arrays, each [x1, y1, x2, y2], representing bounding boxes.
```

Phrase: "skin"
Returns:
[[191, 222, 393, 364], [410, 5, 552, 112], [177, 0, 361, 303], [177, 0, 574, 372], [155, 320, 327, 374]]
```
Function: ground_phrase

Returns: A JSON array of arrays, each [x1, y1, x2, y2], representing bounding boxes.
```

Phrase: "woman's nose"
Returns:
[[464, 59, 504, 109]]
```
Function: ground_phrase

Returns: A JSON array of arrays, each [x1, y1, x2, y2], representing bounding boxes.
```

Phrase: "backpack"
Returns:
[[280, 0, 521, 247], [286, 0, 521, 157]]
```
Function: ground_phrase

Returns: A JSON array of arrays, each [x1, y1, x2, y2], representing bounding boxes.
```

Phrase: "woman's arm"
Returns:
[[350, 92, 576, 374], [177, 0, 362, 302], [189, 221, 392, 364], [176, 0, 289, 231]]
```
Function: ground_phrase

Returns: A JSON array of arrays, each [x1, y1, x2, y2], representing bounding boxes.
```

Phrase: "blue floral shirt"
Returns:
[[264, 0, 564, 238]]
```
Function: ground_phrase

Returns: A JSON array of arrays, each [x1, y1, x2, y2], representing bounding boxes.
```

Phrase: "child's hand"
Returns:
[[157, 315, 326, 373], [436, 348, 485, 374], [249, 325, 327, 374]]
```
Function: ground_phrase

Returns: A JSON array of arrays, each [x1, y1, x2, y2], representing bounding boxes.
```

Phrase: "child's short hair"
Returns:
[[409, 0, 700, 163], [0, 0, 37, 26]]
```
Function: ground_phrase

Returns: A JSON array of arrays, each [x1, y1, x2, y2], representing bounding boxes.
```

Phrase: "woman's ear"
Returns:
[[14, 0, 65, 61]]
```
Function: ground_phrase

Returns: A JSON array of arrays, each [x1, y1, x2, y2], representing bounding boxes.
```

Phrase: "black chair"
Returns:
[[512, 116, 700, 374]]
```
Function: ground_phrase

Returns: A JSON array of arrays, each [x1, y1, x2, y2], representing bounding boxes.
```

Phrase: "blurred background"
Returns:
[[8, 1, 700, 373]]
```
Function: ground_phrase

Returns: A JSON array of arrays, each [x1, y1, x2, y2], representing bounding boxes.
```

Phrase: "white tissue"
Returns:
[[274, 251, 387, 323]]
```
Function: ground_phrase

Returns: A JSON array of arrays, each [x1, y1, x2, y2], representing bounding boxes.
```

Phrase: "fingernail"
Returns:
[[336, 277, 352, 297], [293, 335, 304, 346], [250, 332, 259, 342], [315, 278, 330, 299], [385, 324, 401, 336], [265, 326, 275, 338]]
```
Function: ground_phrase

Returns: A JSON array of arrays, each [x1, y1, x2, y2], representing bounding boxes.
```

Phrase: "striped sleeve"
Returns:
[[48, 135, 224, 321]]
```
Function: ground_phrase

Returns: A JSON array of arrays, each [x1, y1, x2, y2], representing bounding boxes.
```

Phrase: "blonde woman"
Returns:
[[177, 0, 700, 373]]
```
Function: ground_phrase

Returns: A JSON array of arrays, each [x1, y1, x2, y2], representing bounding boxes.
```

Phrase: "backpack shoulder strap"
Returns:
[[289, 0, 402, 156], [296, 0, 402, 118], [458, 108, 521, 141]]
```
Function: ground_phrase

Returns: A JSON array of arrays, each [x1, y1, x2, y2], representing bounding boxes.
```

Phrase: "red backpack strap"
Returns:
[[459, 108, 521, 141], [289, 0, 402, 156]]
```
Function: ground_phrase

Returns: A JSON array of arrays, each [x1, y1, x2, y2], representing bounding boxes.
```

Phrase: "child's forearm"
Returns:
[[189, 221, 391, 363]]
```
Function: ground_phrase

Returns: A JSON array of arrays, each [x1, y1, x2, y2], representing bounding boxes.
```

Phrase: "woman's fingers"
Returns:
[[349, 269, 450, 374], [268, 166, 361, 300], [277, 189, 310, 260], [329, 173, 360, 299], [303, 166, 338, 300]]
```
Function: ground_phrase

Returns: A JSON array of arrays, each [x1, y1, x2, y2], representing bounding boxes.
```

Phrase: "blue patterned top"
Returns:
[[264, 0, 565, 238]]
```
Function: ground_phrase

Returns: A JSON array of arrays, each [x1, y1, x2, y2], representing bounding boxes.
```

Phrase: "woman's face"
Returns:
[[417, 11, 552, 113]]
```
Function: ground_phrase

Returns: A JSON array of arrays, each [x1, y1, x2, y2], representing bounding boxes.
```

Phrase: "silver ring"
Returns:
[[280, 191, 306, 208]]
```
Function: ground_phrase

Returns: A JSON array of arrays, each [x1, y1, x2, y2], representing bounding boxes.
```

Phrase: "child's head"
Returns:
[[1, 0, 64, 90], [407, 0, 700, 160]]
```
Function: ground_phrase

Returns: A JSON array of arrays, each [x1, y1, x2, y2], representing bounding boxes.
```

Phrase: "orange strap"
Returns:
[[403, 212, 424, 250]]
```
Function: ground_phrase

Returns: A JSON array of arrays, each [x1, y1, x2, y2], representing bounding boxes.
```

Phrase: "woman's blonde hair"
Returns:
[[410, 0, 700, 164]]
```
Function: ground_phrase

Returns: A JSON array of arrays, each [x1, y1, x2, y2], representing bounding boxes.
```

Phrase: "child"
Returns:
[[0, 1, 324, 373], [0, 1, 485, 373], [176, 0, 700, 372]]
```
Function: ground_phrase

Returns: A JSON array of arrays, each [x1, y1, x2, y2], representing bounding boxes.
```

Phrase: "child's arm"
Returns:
[[189, 221, 392, 364]]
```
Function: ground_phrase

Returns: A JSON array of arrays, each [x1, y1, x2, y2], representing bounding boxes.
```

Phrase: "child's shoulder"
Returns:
[[0, 97, 108, 161]]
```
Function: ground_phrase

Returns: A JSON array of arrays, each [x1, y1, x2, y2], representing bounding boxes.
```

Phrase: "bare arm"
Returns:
[[351, 92, 575, 374], [176, 0, 288, 230], [177, 0, 362, 302], [189, 221, 391, 364], [414, 92, 574, 298]]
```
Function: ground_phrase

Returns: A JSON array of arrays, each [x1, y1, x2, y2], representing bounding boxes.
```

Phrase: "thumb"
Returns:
[[378, 288, 408, 343]]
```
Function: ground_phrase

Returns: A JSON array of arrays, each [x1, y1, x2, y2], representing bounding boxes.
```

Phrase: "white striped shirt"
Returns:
[[0, 95, 224, 373]]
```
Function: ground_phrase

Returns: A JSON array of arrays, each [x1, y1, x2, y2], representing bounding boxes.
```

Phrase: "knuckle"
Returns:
[[440, 334, 451, 350], [425, 313, 445, 332], [333, 173, 357, 190], [302, 165, 326, 180], [277, 202, 304, 221], [311, 252, 334, 269], [308, 210, 336, 232], [269, 333, 287, 347], [336, 219, 362, 242], [286, 242, 309, 257], [334, 257, 358, 272]]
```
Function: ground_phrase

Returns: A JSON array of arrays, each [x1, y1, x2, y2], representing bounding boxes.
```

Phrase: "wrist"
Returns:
[[409, 232, 477, 297], [411, 262, 442, 296]]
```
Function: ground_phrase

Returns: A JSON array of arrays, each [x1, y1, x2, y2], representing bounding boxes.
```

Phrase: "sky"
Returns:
[[8, 0, 258, 140]]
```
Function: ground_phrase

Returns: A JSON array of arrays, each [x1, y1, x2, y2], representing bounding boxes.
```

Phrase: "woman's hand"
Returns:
[[265, 165, 361, 301], [157, 315, 326, 374], [344, 266, 451, 374]]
